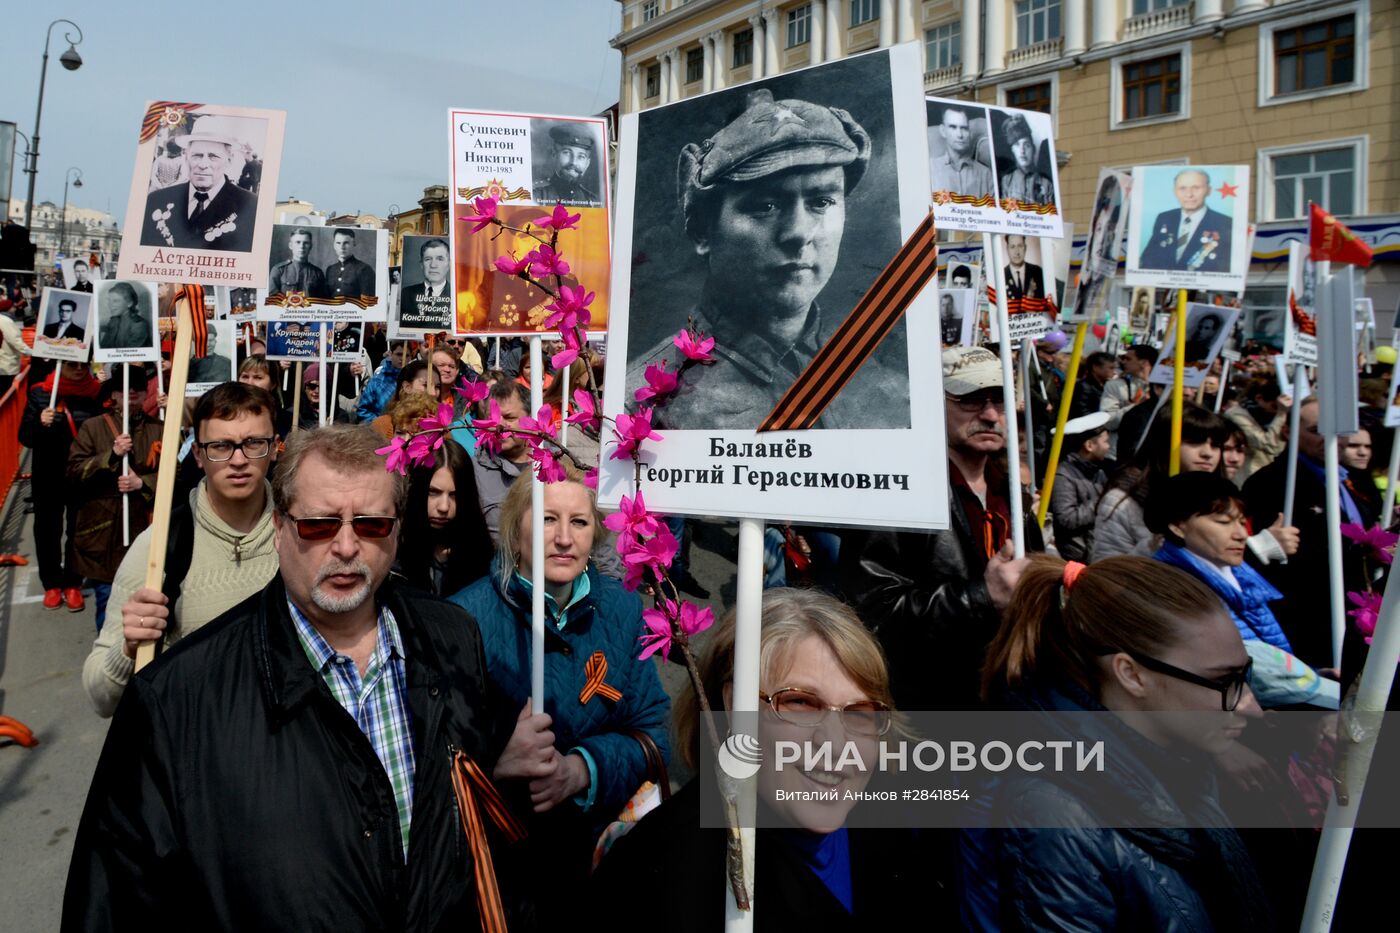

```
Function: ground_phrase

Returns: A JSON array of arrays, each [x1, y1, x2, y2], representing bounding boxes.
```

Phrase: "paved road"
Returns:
[[0, 456, 740, 931], [0, 460, 112, 933]]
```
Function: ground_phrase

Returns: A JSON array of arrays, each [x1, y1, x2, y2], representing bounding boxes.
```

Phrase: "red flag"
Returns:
[[1309, 202, 1372, 267]]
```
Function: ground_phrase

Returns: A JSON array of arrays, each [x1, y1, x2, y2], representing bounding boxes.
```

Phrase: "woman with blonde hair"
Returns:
[[594, 588, 954, 929]]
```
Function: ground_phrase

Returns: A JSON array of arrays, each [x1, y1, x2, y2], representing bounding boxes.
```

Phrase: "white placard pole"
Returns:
[[121, 366, 130, 548], [559, 360, 570, 447], [1213, 357, 1230, 414], [331, 363, 341, 421], [1283, 367, 1307, 527], [155, 357, 166, 422], [48, 377, 59, 410], [1020, 337, 1036, 496], [983, 234, 1025, 557], [1300, 548, 1400, 930], [494, 336, 502, 371], [529, 336, 545, 712], [724, 517, 762, 932], [317, 327, 328, 428]]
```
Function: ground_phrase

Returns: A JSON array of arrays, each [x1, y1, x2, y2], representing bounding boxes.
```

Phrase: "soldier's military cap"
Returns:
[[1002, 114, 1034, 148], [549, 125, 594, 151], [678, 89, 871, 237]]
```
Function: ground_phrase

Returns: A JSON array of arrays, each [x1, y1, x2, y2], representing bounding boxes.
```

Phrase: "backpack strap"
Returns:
[[158, 501, 197, 642]]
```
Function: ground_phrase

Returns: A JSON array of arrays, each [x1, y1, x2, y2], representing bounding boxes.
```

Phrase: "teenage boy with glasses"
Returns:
[[82, 382, 282, 717]]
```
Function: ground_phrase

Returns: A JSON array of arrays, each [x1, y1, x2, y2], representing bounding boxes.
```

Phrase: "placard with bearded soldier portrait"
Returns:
[[118, 102, 286, 288], [1126, 164, 1251, 292], [600, 44, 949, 531], [255, 224, 389, 323], [34, 288, 94, 362]]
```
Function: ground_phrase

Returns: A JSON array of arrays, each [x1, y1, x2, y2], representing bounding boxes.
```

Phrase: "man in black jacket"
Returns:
[[839, 347, 1042, 711], [64, 424, 516, 932]]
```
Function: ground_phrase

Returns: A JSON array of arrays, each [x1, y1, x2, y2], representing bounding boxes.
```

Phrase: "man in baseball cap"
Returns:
[[840, 345, 1042, 710], [533, 123, 601, 207], [140, 114, 258, 251], [627, 87, 905, 431]]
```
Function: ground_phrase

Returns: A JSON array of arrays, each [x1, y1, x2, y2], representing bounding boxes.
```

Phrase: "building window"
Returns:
[[788, 4, 812, 48], [686, 47, 704, 83], [850, 0, 879, 28], [925, 22, 961, 71], [1130, 0, 1188, 13], [1274, 15, 1354, 95], [1271, 143, 1355, 218], [1122, 53, 1181, 120], [733, 28, 753, 67], [645, 64, 660, 97], [642, 1, 658, 22], [1006, 82, 1052, 114], [1015, 0, 1061, 47]]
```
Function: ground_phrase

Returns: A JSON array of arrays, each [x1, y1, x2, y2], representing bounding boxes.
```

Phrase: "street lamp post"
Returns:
[[23, 18, 84, 232], [61, 167, 83, 260]]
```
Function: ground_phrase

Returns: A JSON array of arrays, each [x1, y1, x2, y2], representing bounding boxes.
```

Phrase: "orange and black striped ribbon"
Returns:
[[179, 285, 209, 358], [139, 102, 203, 144], [986, 286, 1052, 317], [757, 212, 938, 433], [579, 651, 623, 705], [450, 750, 527, 933]]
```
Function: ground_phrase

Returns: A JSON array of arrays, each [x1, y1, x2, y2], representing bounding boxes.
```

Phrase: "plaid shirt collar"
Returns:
[[288, 598, 404, 673]]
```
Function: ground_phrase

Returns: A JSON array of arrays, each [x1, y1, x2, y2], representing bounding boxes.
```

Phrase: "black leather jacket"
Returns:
[[838, 471, 1043, 712], [63, 576, 517, 932]]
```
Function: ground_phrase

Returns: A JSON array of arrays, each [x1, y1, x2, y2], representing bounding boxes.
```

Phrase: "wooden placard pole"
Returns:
[[134, 292, 195, 672], [1035, 321, 1089, 528], [1168, 289, 1188, 476]]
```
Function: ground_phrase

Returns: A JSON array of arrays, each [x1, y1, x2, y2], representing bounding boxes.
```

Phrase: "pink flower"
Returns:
[[529, 244, 570, 279], [584, 467, 599, 490], [495, 253, 531, 276], [673, 328, 717, 362], [552, 329, 582, 369], [603, 490, 660, 539], [461, 197, 498, 233], [519, 404, 558, 441], [405, 432, 436, 467], [610, 408, 662, 460], [376, 436, 411, 475], [531, 446, 568, 483], [472, 400, 505, 456], [542, 285, 595, 331], [1348, 590, 1383, 642], [455, 380, 490, 405], [623, 524, 679, 573], [676, 601, 715, 637], [418, 401, 456, 434], [565, 389, 601, 432], [536, 203, 582, 231], [638, 608, 675, 661], [1341, 523, 1398, 565], [633, 360, 679, 403]]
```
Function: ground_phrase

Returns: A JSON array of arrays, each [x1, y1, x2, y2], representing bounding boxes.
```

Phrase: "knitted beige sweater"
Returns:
[[82, 480, 279, 717]]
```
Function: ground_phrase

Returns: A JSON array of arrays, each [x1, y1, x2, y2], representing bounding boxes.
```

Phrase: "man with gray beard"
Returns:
[[65, 425, 519, 930], [838, 347, 1043, 712]]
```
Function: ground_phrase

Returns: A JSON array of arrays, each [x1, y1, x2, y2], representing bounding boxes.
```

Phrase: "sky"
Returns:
[[1, 1, 623, 225]]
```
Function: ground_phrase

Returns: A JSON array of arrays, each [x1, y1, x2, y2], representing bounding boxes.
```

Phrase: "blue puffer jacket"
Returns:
[[355, 357, 401, 423], [1153, 540, 1291, 651], [448, 559, 670, 823]]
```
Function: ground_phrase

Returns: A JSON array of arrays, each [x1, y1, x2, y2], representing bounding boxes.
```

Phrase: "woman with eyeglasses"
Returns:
[[447, 464, 670, 922], [395, 438, 492, 596], [1147, 472, 1337, 709], [286, 363, 350, 432], [593, 587, 955, 930], [965, 555, 1272, 932]]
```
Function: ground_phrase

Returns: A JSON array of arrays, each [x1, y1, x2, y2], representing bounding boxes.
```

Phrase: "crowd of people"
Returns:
[[0, 277, 1387, 929]]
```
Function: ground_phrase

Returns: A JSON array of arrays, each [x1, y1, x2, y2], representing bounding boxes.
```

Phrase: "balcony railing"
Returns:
[[1006, 37, 1064, 69], [924, 64, 962, 92], [1123, 2, 1194, 41]]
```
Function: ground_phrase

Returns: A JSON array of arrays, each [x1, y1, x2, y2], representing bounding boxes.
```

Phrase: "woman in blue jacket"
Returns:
[[449, 465, 669, 920]]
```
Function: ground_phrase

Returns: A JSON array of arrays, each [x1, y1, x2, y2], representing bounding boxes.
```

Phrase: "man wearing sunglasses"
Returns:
[[839, 346, 1043, 711], [67, 425, 514, 929], [82, 382, 282, 717]]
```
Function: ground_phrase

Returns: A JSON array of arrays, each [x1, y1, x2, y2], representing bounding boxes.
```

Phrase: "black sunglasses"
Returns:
[[281, 512, 398, 541], [1119, 651, 1253, 712]]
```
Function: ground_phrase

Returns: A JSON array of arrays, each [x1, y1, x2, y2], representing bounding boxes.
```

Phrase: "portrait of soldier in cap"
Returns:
[[993, 111, 1054, 208], [625, 86, 909, 431], [532, 122, 602, 207], [139, 114, 264, 251]]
